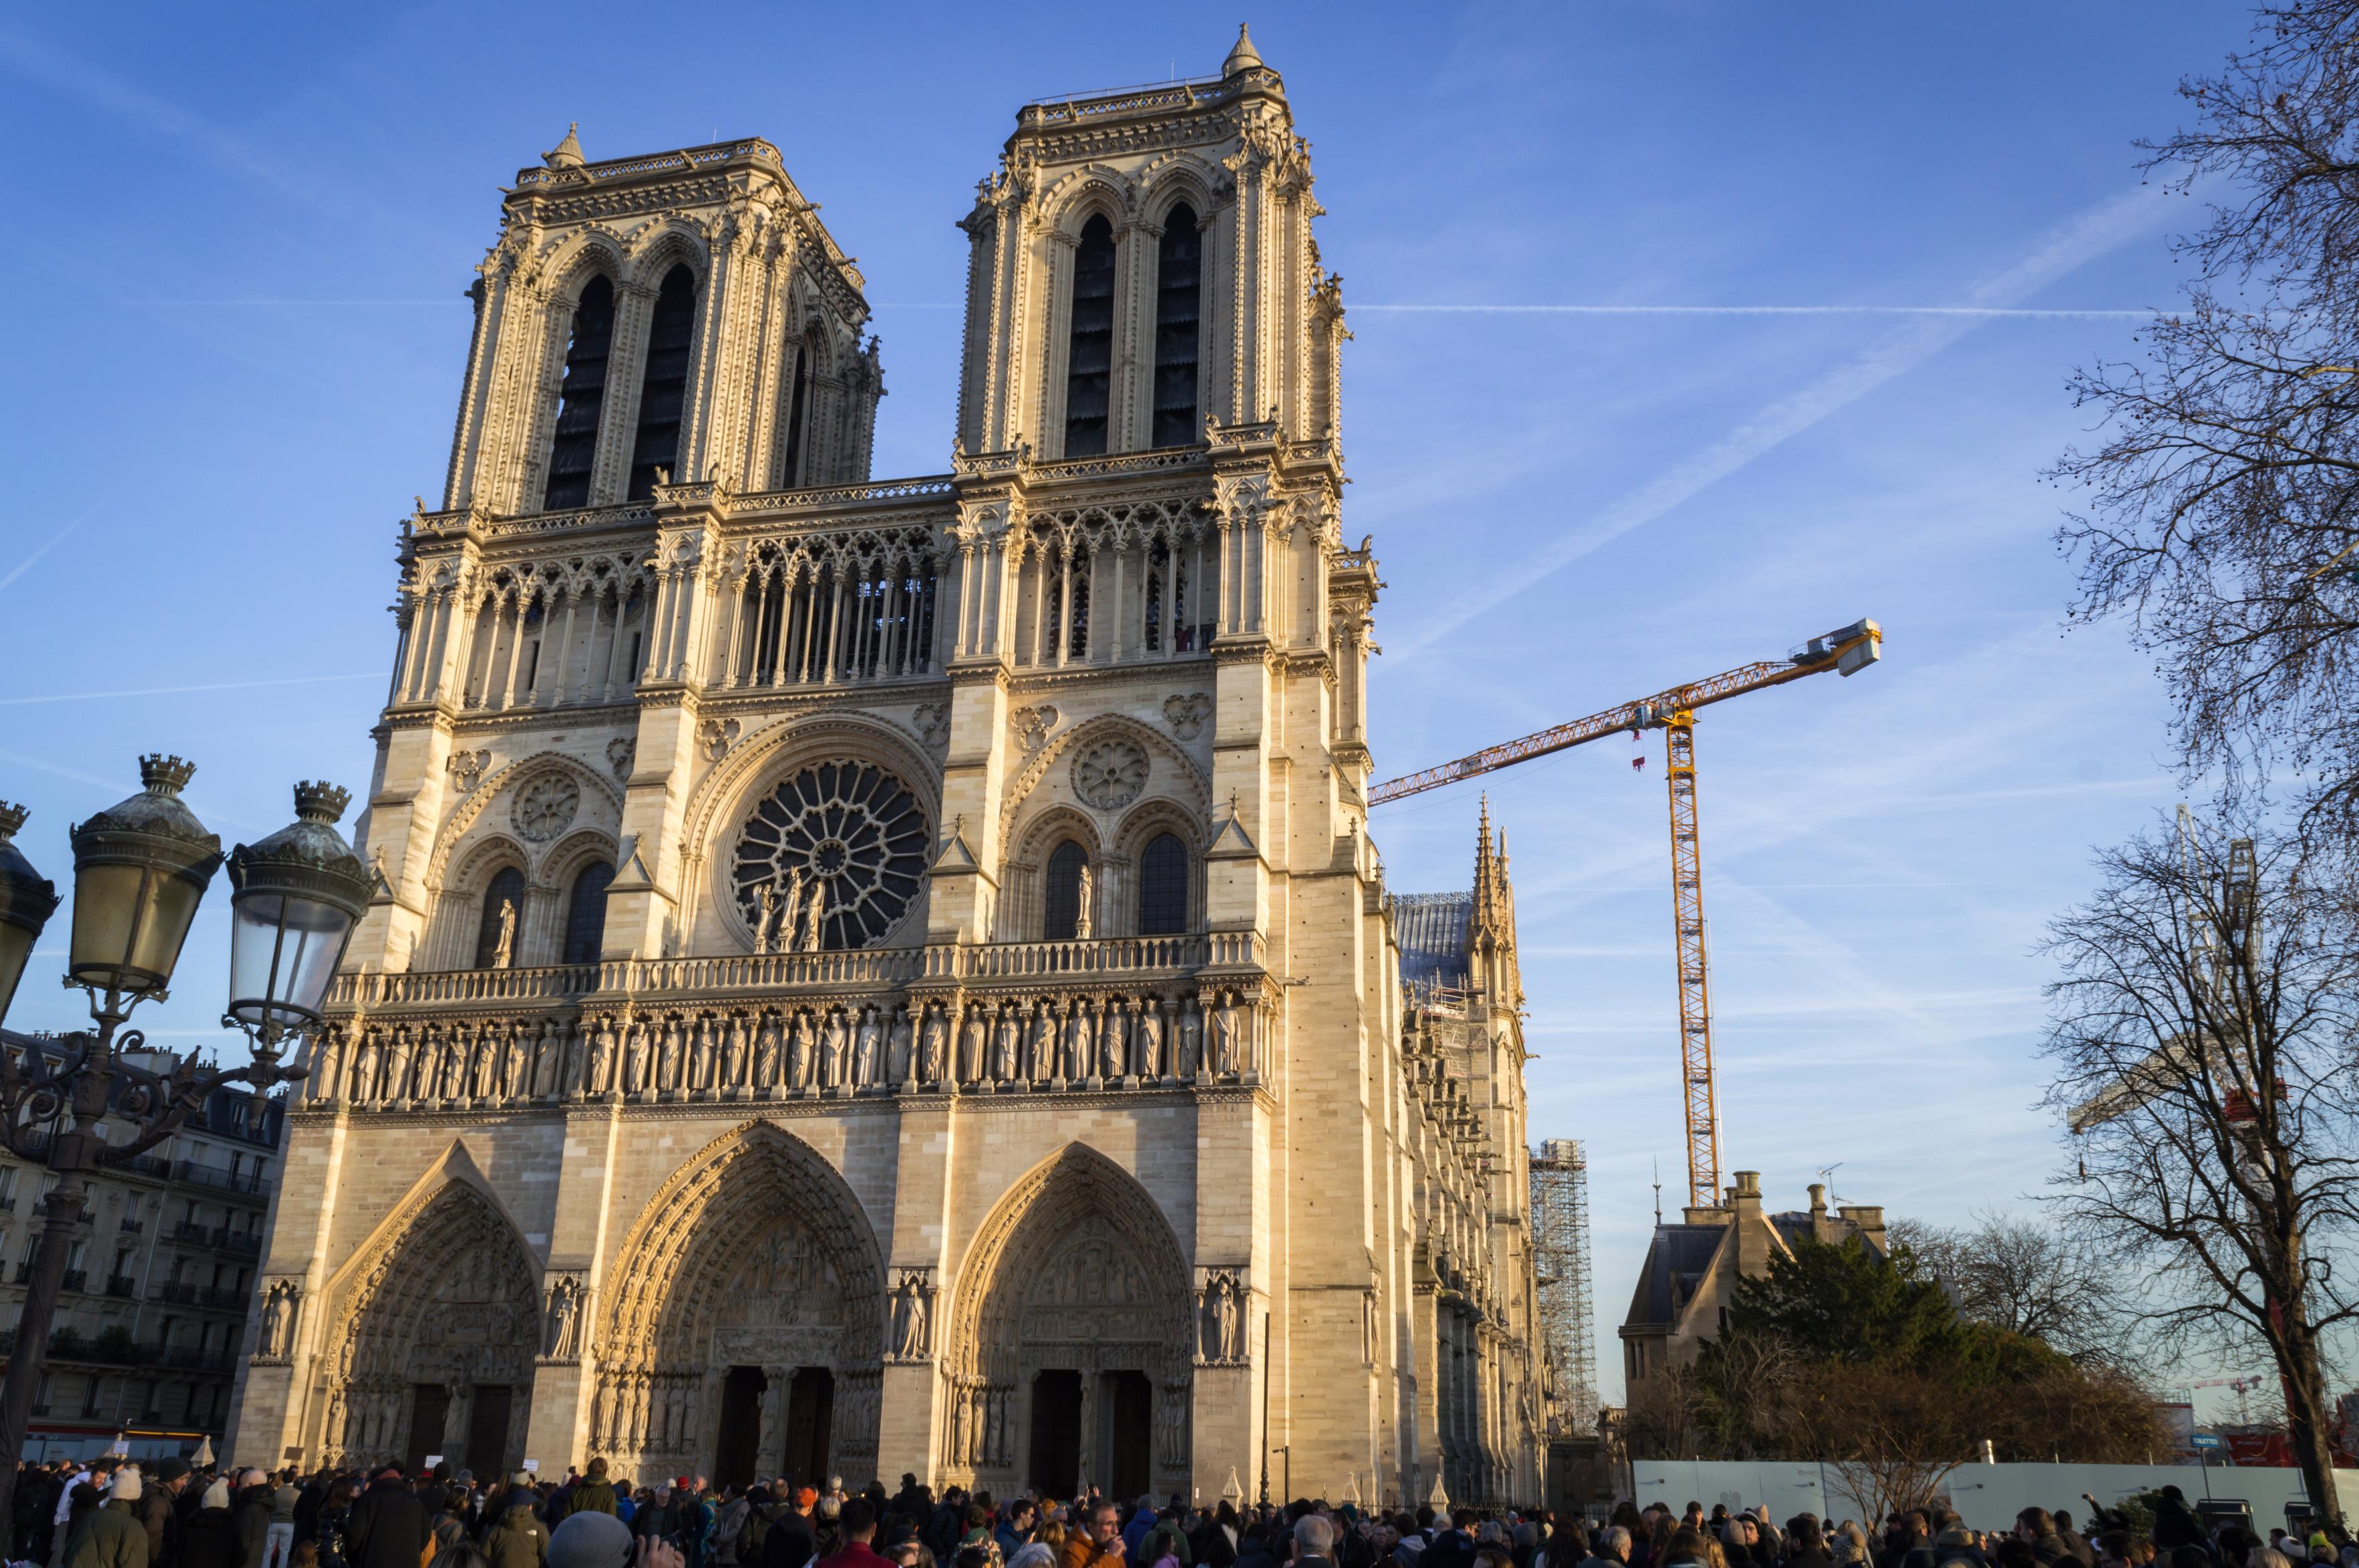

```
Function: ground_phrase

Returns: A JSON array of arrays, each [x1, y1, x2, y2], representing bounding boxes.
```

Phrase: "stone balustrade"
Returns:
[[325, 933, 1263, 1013], [307, 977, 1271, 1111]]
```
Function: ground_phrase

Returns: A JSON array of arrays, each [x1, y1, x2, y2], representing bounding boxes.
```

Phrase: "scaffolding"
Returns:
[[1529, 1138, 1596, 1435]]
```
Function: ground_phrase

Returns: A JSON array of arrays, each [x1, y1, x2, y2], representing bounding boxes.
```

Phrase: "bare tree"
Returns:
[[1890, 1213, 2129, 1361], [2040, 809, 2359, 1523], [2048, 3, 2359, 853]]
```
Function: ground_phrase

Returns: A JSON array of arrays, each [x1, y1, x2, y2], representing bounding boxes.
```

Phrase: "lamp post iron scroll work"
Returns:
[[0, 761, 371, 1506]]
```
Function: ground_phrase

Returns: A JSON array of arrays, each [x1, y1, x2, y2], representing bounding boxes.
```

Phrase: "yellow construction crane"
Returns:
[[1369, 618, 1883, 1207]]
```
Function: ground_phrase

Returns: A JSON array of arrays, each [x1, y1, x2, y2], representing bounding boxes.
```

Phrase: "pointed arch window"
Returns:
[[473, 867, 528, 969], [1063, 214, 1117, 457], [563, 860, 614, 966], [542, 276, 614, 511], [1151, 204, 1202, 448], [1138, 833, 1190, 935], [781, 338, 815, 487], [1043, 840, 1089, 941], [627, 264, 699, 500]]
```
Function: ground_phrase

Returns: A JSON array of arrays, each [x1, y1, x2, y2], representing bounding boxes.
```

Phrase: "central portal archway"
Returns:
[[944, 1144, 1193, 1499], [593, 1122, 884, 1482]]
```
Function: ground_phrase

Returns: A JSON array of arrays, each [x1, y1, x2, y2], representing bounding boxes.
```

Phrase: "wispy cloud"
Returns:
[[0, 488, 121, 596], [0, 28, 374, 228], [1354, 304, 2146, 319], [0, 673, 386, 708], [1387, 182, 2181, 658]]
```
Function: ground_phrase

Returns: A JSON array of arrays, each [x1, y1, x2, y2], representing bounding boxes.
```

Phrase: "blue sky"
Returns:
[[0, 3, 2259, 1402]]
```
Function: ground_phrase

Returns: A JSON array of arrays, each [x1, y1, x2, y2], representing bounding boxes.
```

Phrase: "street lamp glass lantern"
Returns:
[[0, 803, 61, 1025], [65, 756, 222, 1000], [225, 782, 373, 1042]]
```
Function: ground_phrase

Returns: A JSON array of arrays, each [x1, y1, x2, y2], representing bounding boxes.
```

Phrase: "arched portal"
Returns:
[[593, 1122, 885, 1483], [944, 1144, 1193, 1499], [323, 1182, 540, 1476]]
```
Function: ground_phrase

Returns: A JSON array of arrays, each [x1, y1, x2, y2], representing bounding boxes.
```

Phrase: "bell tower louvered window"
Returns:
[[1152, 204, 1202, 448], [627, 265, 699, 501], [542, 276, 614, 511], [781, 339, 813, 487], [1063, 215, 1117, 457]]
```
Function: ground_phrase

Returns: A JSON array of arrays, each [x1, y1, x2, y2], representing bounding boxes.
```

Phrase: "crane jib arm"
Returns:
[[1367, 618, 1881, 806]]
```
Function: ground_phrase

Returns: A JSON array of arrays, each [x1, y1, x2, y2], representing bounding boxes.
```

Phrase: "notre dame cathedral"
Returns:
[[223, 27, 1548, 1508]]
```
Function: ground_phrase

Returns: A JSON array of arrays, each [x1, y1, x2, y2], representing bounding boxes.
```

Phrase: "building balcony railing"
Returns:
[[214, 1229, 261, 1256], [103, 1276, 136, 1299], [156, 1282, 244, 1310], [58, 1270, 84, 1294], [171, 1161, 273, 1199], [11, 1263, 29, 1286], [118, 1216, 142, 1233], [159, 1347, 229, 1372]]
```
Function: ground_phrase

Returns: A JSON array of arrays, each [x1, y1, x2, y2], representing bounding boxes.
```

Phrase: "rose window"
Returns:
[[512, 773, 580, 842], [731, 760, 930, 949]]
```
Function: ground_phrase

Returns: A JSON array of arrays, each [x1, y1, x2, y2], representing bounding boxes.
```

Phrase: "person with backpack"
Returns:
[[485, 1484, 550, 1568]]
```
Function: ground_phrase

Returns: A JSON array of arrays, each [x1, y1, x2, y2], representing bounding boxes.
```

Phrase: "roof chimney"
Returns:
[[1808, 1183, 1827, 1217]]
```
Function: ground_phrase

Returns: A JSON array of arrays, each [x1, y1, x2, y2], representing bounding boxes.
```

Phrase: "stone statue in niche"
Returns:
[[888, 1005, 914, 1085], [258, 1279, 301, 1358], [1098, 1002, 1125, 1079], [1073, 863, 1095, 940], [854, 1006, 884, 1087], [1211, 999, 1239, 1074], [958, 1006, 985, 1084], [918, 1004, 946, 1083], [991, 1005, 1018, 1083], [797, 880, 828, 953], [491, 900, 517, 969], [1178, 999, 1204, 1078], [822, 1009, 849, 1087], [1138, 1000, 1165, 1079]]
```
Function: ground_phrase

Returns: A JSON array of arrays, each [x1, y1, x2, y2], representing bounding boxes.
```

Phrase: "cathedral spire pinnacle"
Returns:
[[542, 123, 585, 170], [1223, 23, 1264, 76]]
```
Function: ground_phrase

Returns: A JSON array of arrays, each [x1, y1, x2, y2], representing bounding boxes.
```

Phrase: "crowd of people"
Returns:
[[7, 1462, 2347, 1568]]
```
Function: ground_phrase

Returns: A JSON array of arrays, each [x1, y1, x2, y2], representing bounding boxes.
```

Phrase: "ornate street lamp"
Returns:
[[0, 804, 60, 1026], [224, 781, 374, 1062], [0, 761, 364, 1521]]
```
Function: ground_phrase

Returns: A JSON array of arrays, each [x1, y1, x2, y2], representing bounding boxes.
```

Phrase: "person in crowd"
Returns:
[[1576, 1525, 1631, 1568], [185, 1483, 244, 1568], [65, 1466, 148, 1568], [341, 1468, 427, 1568], [813, 1503, 887, 1568], [1294, 1520, 1339, 1568], [262, 1473, 303, 1568], [485, 1481, 550, 1568], [141, 1460, 194, 1568], [1062, 1505, 1130, 1568], [997, 1503, 1039, 1564]]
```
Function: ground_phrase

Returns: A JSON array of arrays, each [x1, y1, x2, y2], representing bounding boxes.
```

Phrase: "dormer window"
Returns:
[[1063, 215, 1117, 457], [542, 276, 614, 511]]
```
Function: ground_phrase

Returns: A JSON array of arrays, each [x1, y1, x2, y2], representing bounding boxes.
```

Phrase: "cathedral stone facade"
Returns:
[[223, 29, 1547, 1508]]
